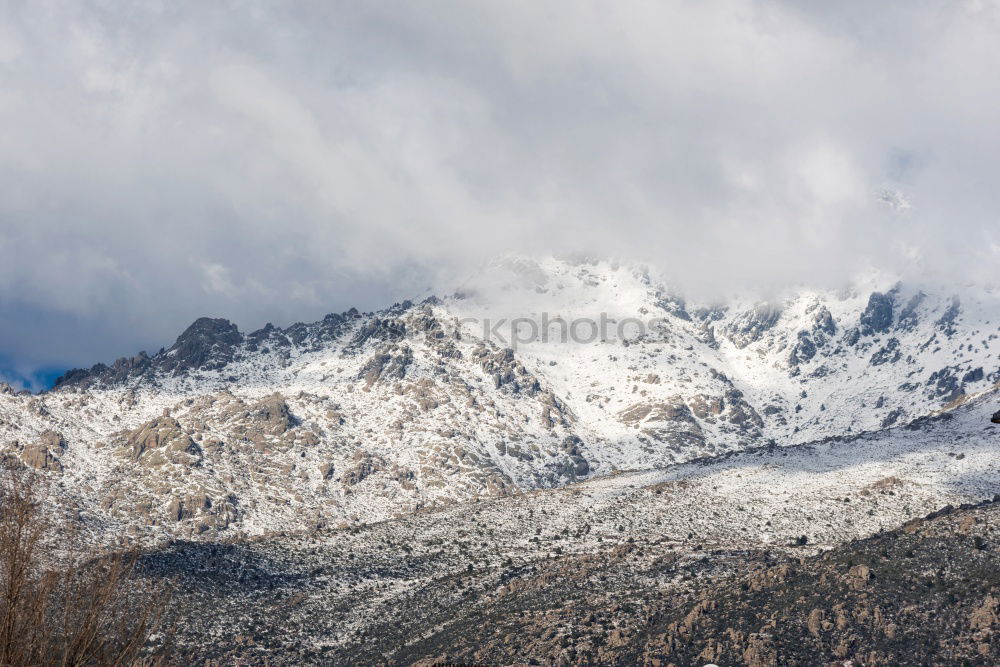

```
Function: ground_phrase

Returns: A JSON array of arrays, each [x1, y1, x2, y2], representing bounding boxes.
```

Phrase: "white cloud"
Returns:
[[201, 262, 238, 298], [0, 0, 998, 376]]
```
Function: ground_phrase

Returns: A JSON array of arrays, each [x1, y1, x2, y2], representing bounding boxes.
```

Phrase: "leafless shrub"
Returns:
[[0, 468, 173, 666]]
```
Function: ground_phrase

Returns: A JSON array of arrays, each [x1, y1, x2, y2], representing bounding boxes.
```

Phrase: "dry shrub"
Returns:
[[0, 468, 173, 666]]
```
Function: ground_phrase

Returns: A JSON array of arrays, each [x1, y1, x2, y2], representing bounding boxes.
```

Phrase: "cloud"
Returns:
[[0, 1, 999, 380]]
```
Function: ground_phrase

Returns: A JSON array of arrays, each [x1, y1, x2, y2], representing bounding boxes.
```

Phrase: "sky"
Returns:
[[2, 1, 1000, 390]]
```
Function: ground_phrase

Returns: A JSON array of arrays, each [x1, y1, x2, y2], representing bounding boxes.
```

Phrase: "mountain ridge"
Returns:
[[2, 256, 999, 544]]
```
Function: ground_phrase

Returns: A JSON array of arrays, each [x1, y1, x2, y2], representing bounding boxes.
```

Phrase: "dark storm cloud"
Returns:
[[1, 0, 999, 388]]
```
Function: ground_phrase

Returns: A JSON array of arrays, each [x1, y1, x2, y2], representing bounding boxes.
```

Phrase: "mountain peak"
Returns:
[[161, 317, 243, 374]]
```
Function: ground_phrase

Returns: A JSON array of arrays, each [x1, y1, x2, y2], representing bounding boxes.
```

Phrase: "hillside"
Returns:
[[1, 256, 998, 543], [142, 402, 1000, 663], [2, 256, 1000, 663]]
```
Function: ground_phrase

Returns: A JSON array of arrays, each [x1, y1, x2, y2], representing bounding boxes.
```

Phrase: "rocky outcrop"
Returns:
[[201, 391, 312, 451], [53, 309, 366, 389], [357, 346, 413, 388], [870, 337, 902, 366], [619, 398, 696, 427], [859, 291, 894, 335], [347, 317, 406, 351], [723, 303, 782, 348], [123, 415, 202, 467], [936, 296, 961, 337], [927, 366, 964, 403], [341, 449, 387, 486], [557, 435, 590, 478], [619, 397, 705, 448], [160, 317, 244, 374], [53, 317, 243, 387], [20, 430, 65, 471], [476, 347, 540, 395], [896, 292, 925, 332], [247, 393, 293, 435]]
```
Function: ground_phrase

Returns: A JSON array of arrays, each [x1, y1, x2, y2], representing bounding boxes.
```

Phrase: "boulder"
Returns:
[[249, 393, 293, 435], [21, 430, 65, 471], [125, 416, 202, 466]]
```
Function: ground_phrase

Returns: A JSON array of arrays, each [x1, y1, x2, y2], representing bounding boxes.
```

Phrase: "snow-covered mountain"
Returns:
[[2, 256, 998, 542]]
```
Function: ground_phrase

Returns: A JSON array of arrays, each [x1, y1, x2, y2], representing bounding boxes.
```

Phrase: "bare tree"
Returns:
[[0, 468, 173, 666]]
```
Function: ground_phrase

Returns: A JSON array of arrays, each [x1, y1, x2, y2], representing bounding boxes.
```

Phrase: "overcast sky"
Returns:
[[2, 1, 1000, 389]]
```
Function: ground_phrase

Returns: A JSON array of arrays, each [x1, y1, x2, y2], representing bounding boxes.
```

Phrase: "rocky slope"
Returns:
[[1, 256, 999, 544], [2, 255, 1000, 664], [381, 497, 1000, 666], [141, 394, 1000, 664]]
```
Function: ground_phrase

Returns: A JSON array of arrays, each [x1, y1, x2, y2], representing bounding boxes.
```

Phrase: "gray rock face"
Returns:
[[559, 435, 590, 478], [936, 296, 961, 336], [964, 367, 984, 383], [789, 331, 817, 365], [870, 338, 902, 366], [160, 317, 244, 374], [246, 323, 291, 352], [896, 292, 925, 332], [724, 303, 782, 349], [881, 407, 905, 428], [810, 305, 837, 336], [788, 305, 836, 370], [655, 292, 691, 321], [51, 316, 244, 387], [357, 346, 413, 387], [859, 292, 894, 335], [52, 352, 153, 389], [927, 367, 963, 402]]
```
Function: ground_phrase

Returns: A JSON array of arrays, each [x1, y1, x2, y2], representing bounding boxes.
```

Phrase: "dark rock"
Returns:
[[53, 352, 153, 389], [963, 367, 984, 383], [896, 292, 925, 331], [789, 331, 817, 365], [159, 318, 243, 374], [881, 408, 904, 429], [859, 292, 894, 335], [870, 338, 902, 366], [936, 296, 961, 336], [927, 367, 963, 402], [807, 304, 836, 336]]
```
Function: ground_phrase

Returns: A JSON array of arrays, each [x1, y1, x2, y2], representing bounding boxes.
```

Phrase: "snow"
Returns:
[[1, 255, 998, 547]]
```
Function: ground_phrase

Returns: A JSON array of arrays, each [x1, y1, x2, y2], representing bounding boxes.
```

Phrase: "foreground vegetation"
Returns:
[[0, 470, 172, 666]]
